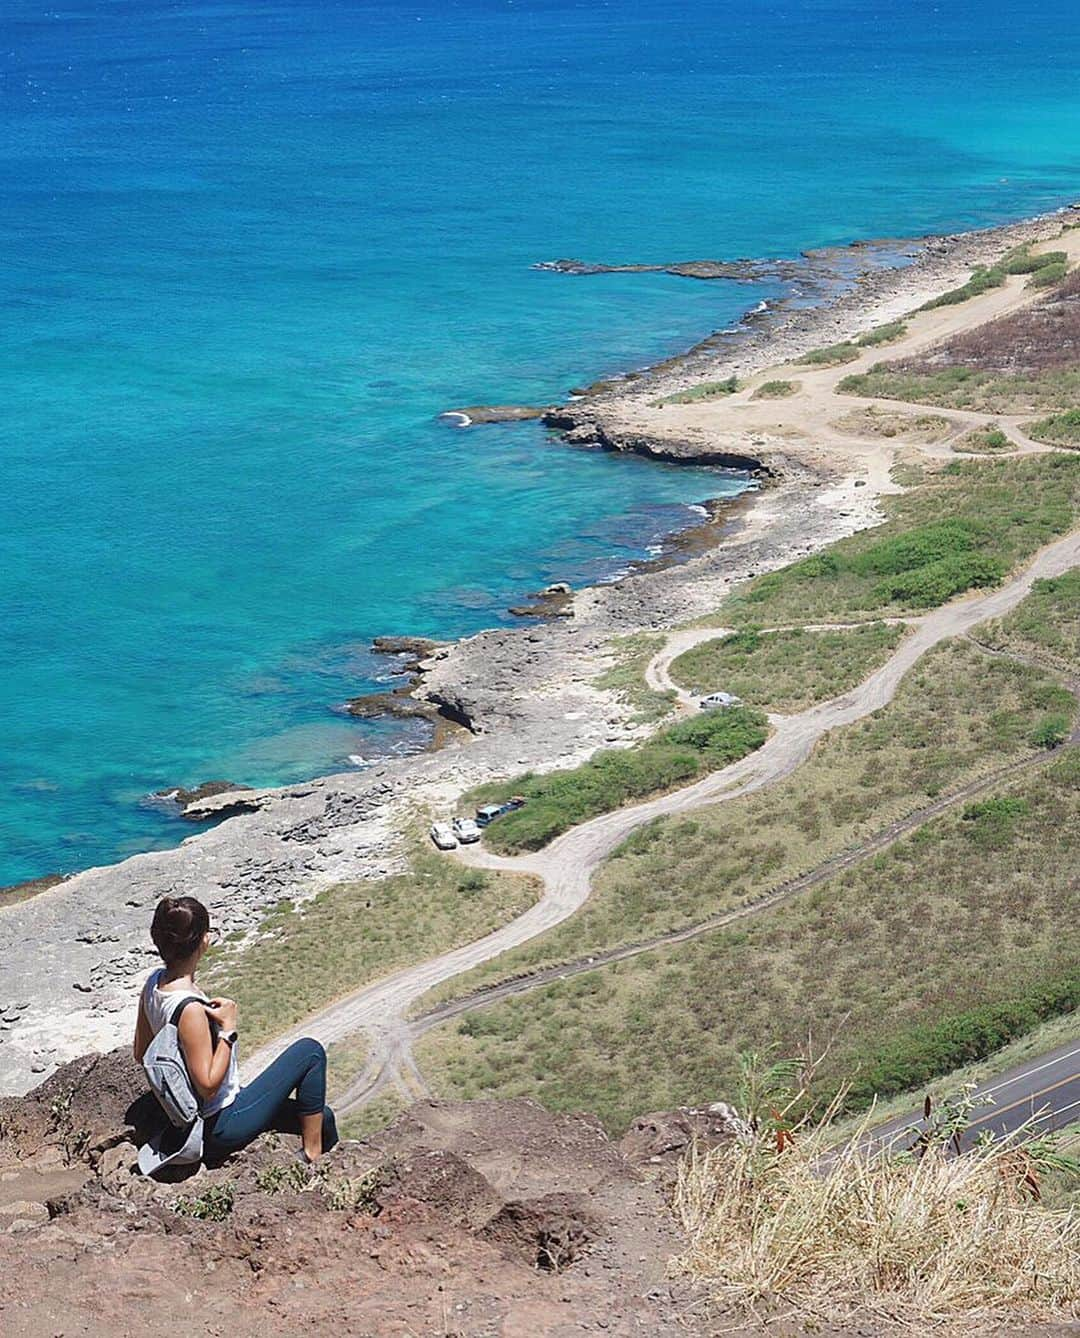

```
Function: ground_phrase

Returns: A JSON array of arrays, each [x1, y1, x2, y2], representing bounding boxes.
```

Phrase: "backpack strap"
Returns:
[[171, 995, 204, 1025]]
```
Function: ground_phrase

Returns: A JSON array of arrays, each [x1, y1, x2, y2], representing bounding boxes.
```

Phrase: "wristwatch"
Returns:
[[220, 1030, 238, 1047]]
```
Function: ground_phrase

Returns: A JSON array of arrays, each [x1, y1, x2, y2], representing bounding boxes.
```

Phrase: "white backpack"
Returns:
[[137, 995, 206, 1175]]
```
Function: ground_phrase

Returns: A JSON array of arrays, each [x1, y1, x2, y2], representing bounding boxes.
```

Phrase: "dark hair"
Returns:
[[150, 896, 210, 965]]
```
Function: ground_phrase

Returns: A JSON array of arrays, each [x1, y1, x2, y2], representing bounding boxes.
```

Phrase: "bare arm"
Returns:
[[178, 998, 238, 1102], [133, 994, 153, 1063]]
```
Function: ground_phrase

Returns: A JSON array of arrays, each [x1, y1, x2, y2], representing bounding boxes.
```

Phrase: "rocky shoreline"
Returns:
[[1, 201, 1076, 1096]]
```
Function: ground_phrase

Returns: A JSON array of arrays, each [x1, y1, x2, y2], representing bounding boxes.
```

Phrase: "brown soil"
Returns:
[[894, 269, 1080, 376], [0, 1050, 717, 1337]]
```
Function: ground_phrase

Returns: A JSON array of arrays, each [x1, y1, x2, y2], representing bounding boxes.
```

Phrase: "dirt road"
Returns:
[[246, 526, 1080, 1103]]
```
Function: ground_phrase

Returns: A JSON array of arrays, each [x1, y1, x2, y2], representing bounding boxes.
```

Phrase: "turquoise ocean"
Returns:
[[3, 0, 1080, 885]]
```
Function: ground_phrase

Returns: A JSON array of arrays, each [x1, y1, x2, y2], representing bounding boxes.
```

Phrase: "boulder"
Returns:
[[619, 1102, 749, 1166]]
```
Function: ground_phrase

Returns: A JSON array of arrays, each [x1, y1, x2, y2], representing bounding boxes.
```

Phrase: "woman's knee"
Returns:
[[285, 1037, 326, 1068]]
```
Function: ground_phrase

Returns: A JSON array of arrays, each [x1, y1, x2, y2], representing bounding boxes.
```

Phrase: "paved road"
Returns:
[[863, 1040, 1080, 1153], [245, 525, 1080, 1109]]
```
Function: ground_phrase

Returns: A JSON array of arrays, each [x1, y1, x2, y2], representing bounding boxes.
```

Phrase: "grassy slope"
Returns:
[[417, 749, 1079, 1132], [669, 623, 907, 712], [980, 568, 1080, 675], [202, 842, 539, 1050], [420, 636, 1074, 1008], [839, 366, 1080, 414], [1027, 408, 1080, 448], [720, 453, 1079, 627]]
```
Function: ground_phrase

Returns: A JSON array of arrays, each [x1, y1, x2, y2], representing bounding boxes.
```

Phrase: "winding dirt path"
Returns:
[[247, 528, 1080, 1104]]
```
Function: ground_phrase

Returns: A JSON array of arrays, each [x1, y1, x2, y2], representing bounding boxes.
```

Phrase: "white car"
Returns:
[[699, 690, 743, 711], [429, 821, 458, 850], [451, 816, 482, 844]]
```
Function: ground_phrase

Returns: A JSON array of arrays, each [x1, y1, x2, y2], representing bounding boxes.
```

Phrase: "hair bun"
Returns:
[[150, 894, 210, 965]]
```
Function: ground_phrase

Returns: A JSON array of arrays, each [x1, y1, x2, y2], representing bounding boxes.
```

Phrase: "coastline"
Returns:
[[1, 199, 1077, 1095]]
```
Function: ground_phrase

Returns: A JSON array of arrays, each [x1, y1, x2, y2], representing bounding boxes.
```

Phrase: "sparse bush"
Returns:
[[1027, 406, 1080, 447], [752, 378, 798, 399], [174, 1181, 235, 1221], [919, 264, 1007, 310], [1030, 715, 1070, 749], [855, 320, 907, 347], [796, 342, 860, 367], [1029, 261, 1069, 289]]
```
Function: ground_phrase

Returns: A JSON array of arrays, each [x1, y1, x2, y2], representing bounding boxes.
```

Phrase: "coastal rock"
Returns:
[[343, 690, 438, 722], [371, 635, 447, 658], [149, 780, 252, 816], [544, 408, 774, 473], [440, 404, 550, 425]]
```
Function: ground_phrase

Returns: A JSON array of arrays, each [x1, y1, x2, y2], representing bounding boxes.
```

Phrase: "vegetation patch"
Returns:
[[202, 836, 539, 1049], [419, 636, 1073, 1012], [653, 374, 738, 406], [918, 263, 1007, 310], [468, 706, 769, 855], [1029, 260, 1069, 289], [839, 364, 1080, 414], [594, 632, 675, 723], [855, 320, 907, 347], [720, 453, 1079, 625], [417, 750, 1080, 1132], [794, 342, 860, 367], [1003, 247, 1067, 275], [831, 404, 955, 441], [953, 422, 1014, 453], [338, 1089, 408, 1141], [1026, 407, 1080, 448], [751, 378, 798, 399], [669, 622, 907, 713], [979, 568, 1080, 675]]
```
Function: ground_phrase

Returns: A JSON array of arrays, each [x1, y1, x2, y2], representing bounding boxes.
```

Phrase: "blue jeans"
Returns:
[[204, 1038, 339, 1160]]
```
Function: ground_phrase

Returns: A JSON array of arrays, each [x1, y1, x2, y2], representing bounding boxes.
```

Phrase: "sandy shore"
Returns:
[[1, 201, 1077, 1095]]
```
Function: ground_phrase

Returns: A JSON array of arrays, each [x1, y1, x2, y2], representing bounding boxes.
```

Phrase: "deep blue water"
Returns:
[[3, 0, 1080, 885]]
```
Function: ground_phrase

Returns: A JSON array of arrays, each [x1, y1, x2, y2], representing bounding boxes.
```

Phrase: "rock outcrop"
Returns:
[[0, 1051, 720, 1335]]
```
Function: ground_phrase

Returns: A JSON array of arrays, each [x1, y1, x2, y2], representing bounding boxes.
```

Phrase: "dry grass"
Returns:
[[832, 405, 956, 442], [952, 423, 1015, 454], [675, 1103, 1080, 1331]]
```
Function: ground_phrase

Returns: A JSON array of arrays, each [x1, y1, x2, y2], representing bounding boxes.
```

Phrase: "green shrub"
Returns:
[[1030, 715, 1070, 749], [471, 706, 769, 853], [960, 796, 1032, 849], [842, 976, 1080, 1110], [919, 265, 1007, 311], [796, 342, 860, 367], [1029, 261, 1068, 289], [655, 375, 738, 406], [856, 320, 907, 347], [174, 1182, 235, 1221], [871, 553, 1007, 607], [1003, 249, 1067, 275], [753, 379, 798, 399], [1027, 407, 1080, 447], [847, 519, 982, 577]]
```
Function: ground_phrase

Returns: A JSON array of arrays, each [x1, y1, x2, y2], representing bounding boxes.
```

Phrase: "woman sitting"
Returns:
[[134, 894, 337, 1164]]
